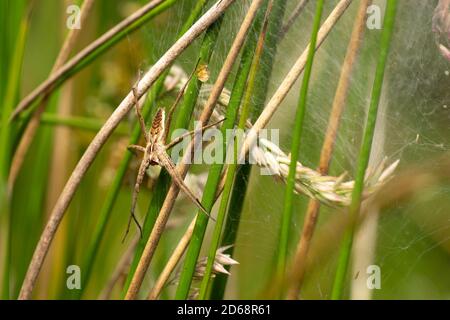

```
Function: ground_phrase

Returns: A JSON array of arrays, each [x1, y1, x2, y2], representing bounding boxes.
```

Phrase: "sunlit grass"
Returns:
[[2, 0, 450, 301]]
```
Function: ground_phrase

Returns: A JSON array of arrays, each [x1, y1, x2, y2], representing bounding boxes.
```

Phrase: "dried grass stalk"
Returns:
[[18, 0, 236, 299]]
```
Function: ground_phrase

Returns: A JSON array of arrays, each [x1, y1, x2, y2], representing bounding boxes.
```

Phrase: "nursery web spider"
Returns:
[[123, 64, 224, 242]]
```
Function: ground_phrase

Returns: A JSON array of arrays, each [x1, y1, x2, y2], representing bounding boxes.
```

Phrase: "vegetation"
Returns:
[[1, 0, 449, 300]]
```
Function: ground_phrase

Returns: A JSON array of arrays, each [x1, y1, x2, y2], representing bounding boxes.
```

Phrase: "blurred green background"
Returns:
[[1, 0, 449, 299]]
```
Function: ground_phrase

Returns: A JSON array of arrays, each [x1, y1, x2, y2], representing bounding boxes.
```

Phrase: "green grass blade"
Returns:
[[22, 113, 129, 135], [197, 139, 238, 299], [209, 0, 288, 299], [330, 0, 398, 300], [174, 2, 268, 299], [119, 0, 216, 298], [197, 1, 271, 296], [0, 0, 27, 103], [275, 0, 324, 285], [15, 0, 178, 119], [12, 94, 58, 299], [121, 20, 220, 300], [79, 1, 211, 299], [0, 3, 29, 299], [0, 2, 10, 103], [77, 80, 163, 299]]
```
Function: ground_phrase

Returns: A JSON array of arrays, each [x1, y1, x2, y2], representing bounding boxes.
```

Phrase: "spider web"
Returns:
[[92, 0, 450, 299]]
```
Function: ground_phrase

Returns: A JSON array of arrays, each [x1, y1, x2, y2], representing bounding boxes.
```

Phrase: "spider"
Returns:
[[123, 66, 224, 242]]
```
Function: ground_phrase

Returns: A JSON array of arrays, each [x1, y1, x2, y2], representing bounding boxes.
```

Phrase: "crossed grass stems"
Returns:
[[124, 62, 223, 242], [11, 0, 399, 299], [119, 61, 398, 299]]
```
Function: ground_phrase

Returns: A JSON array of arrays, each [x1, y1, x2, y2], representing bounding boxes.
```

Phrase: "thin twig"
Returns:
[[331, 0, 397, 299], [199, 0, 274, 299], [215, 0, 353, 193], [147, 217, 196, 300], [276, 0, 324, 289], [240, 0, 353, 161], [10, 0, 166, 119], [18, 0, 235, 300], [14, 113, 130, 134], [7, 0, 95, 193], [279, 0, 309, 39], [147, 1, 273, 300], [286, 0, 370, 300], [125, 0, 263, 300]]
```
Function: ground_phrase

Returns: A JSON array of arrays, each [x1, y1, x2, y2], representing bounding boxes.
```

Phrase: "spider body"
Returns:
[[123, 87, 224, 242]]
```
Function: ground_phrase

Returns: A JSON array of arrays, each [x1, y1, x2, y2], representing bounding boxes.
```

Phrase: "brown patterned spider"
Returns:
[[123, 66, 224, 242]]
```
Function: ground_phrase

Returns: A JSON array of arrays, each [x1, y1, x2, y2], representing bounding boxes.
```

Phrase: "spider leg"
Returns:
[[132, 78, 149, 143], [122, 154, 150, 243], [128, 144, 145, 155], [157, 151, 215, 221], [164, 118, 226, 150], [164, 58, 202, 144]]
